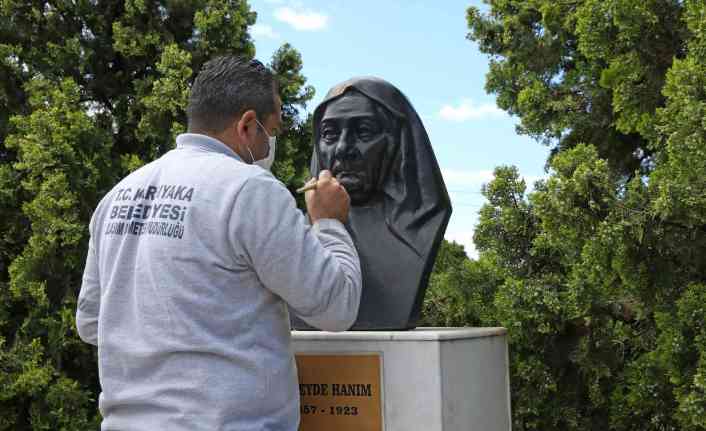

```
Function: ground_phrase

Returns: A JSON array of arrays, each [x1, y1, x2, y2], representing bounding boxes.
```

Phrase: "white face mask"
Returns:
[[247, 119, 276, 171]]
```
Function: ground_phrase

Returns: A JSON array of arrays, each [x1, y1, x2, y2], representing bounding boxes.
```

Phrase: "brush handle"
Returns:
[[296, 181, 318, 194]]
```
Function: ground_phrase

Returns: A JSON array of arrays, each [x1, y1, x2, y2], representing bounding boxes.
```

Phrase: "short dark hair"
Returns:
[[187, 56, 276, 133]]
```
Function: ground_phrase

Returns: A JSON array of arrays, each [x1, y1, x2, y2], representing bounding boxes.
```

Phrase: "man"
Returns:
[[76, 56, 362, 430]]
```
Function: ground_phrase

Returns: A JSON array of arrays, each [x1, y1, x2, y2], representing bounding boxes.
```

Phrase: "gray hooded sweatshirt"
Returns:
[[76, 133, 362, 431]]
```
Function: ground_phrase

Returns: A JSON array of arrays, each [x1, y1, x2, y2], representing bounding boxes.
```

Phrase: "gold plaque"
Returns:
[[296, 353, 383, 431]]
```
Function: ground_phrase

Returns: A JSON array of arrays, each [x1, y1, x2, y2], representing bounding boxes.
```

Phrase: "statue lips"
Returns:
[[333, 167, 364, 192]]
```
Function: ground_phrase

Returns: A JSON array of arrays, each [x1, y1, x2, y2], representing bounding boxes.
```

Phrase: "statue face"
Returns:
[[317, 92, 392, 204]]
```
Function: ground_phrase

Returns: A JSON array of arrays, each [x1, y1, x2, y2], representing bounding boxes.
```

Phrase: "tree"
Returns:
[[0, 1, 314, 428], [421, 240, 502, 328], [422, 1, 706, 430], [467, 0, 686, 178]]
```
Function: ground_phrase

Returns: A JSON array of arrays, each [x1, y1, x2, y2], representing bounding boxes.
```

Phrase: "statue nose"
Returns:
[[334, 129, 358, 160]]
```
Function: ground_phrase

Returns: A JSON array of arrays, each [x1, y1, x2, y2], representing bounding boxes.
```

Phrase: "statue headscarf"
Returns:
[[310, 77, 451, 257]]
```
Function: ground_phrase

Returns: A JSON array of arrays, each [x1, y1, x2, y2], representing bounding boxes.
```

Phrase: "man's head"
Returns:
[[187, 56, 282, 164], [316, 89, 398, 204]]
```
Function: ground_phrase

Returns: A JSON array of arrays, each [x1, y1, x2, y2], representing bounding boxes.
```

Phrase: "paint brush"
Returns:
[[296, 180, 318, 194]]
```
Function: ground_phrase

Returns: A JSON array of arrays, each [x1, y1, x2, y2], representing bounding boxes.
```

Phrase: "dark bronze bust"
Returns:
[[292, 77, 452, 330]]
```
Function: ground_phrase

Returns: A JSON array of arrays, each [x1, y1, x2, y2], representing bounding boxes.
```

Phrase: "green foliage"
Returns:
[[270, 43, 316, 207], [423, 1, 706, 430], [467, 0, 686, 177], [421, 240, 502, 327], [654, 283, 706, 428], [0, 1, 314, 427]]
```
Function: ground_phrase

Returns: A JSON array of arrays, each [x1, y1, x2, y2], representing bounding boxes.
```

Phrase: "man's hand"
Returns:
[[305, 170, 350, 224]]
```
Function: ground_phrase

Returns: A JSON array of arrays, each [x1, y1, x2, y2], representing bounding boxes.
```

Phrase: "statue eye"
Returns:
[[321, 126, 340, 142], [356, 120, 379, 141]]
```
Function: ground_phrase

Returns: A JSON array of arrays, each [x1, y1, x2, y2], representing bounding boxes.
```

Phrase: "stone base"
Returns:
[[292, 327, 511, 431]]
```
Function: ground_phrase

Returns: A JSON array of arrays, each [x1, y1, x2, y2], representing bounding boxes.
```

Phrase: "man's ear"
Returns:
[[236, 110, 257, 141]]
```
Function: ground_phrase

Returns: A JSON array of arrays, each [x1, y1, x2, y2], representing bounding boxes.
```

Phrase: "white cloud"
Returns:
[[251, 24, 280, 39], [442, 168, 546, 191], [441, 168, 495, 188], [523, 174, 546, 191], [439, 99, 505, 122], [274, 6, 328, 31], [445, 231, 479, 259]]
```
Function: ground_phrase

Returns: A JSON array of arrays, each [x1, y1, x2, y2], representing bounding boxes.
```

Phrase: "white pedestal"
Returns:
[[292, 327, 511, 431]]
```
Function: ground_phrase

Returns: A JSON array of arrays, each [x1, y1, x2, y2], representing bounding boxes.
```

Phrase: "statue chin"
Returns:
[[340, 180, 372, 205]]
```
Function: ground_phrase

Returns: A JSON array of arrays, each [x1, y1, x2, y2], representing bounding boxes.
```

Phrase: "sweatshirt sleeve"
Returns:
[[76, 213, 101, 346], [230, 174, 362, 332]]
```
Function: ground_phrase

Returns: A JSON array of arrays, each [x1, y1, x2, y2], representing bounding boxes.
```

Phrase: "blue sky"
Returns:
[[249, 0, 549, 257]]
